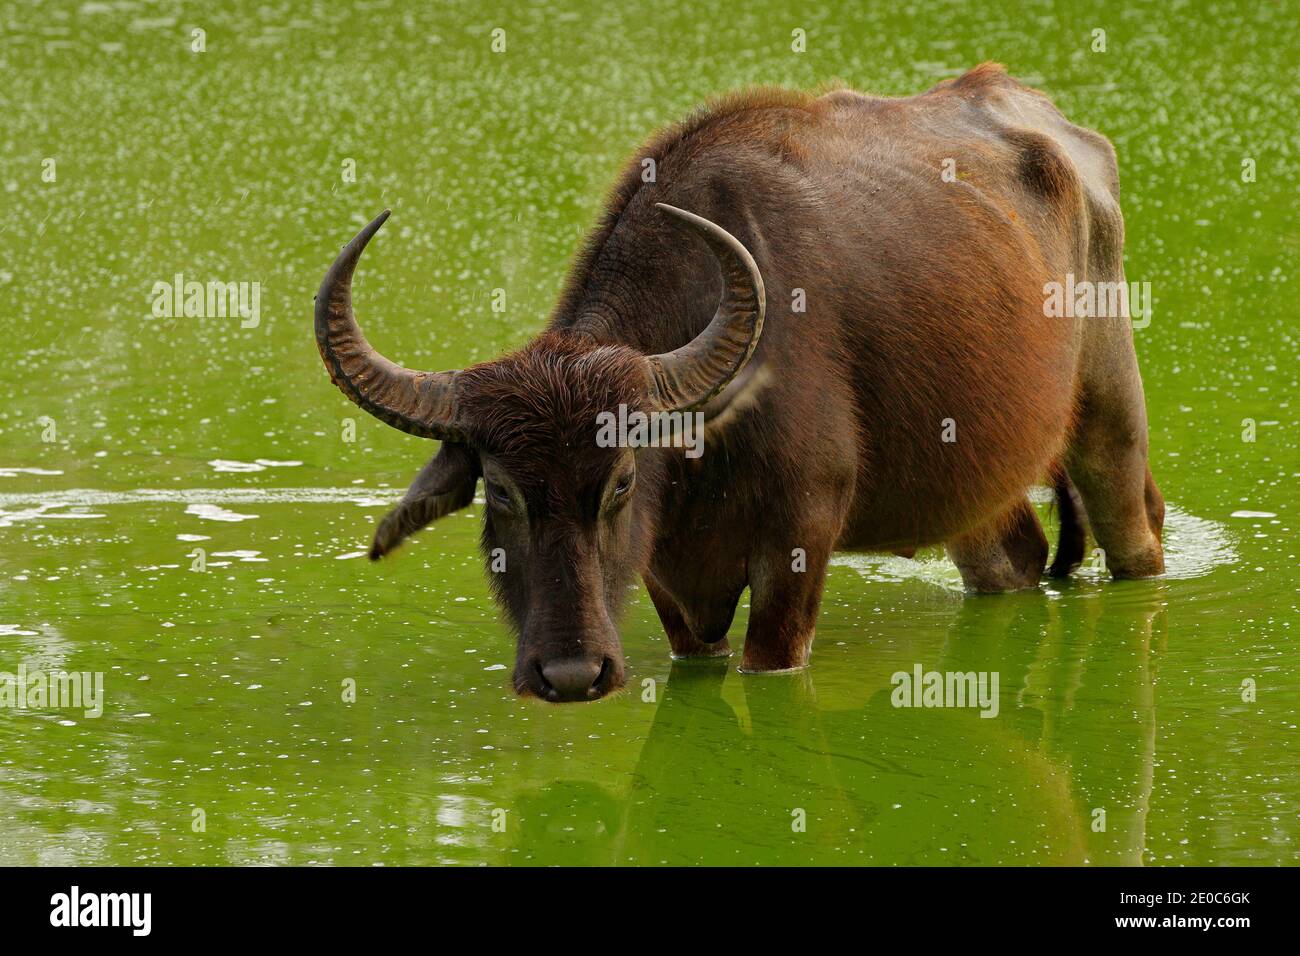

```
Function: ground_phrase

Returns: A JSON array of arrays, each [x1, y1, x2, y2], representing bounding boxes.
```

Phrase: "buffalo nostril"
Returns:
[[540, 657, 604, 702]]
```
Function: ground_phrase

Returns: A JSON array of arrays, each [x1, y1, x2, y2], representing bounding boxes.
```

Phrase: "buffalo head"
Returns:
[[314, 207, 763, 701]]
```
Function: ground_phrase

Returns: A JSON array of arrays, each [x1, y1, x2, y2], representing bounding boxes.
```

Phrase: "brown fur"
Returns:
[[372, 63, 1164, 699]]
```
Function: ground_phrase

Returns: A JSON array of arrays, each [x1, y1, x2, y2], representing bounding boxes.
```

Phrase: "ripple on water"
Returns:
[[0, 487, 401, 527], [831, 500, 1237, 589], [184, 504, 259, 523], [207, 459, 303, 473]]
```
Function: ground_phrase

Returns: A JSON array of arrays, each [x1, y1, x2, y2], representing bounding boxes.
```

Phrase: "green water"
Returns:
[[1, 0, 1296, 865]]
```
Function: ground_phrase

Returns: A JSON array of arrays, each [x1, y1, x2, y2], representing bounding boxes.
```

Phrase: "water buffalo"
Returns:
[[315, 63, 1164, 702]]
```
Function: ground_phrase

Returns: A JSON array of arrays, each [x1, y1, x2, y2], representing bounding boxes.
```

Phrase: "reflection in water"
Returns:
[[511, 584, 1169, 866], [510, 782, 626, 867]]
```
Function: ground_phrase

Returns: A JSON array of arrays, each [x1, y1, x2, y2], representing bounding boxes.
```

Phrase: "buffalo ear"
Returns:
[[370, 443, 480, 559]]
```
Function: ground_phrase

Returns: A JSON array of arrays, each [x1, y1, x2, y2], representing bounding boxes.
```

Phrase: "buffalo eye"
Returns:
[[485, 481, 512, 510], [613, 473, 634, 498]]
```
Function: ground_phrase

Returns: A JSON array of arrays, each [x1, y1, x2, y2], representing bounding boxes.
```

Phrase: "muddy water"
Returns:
[[1, 0, 1296, 865]]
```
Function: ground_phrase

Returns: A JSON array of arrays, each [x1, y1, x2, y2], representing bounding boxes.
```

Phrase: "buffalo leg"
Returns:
[[645, 574, 734, 659], [1063, 269, 1165, 577], [1066, 443, 1165, 579], [1063, 189, 1165, 578], [1061, 326, 1166, 578], [1047, 467, 1088, 578], [945, 496, 1049, 593], [741, 538, 834, 672]]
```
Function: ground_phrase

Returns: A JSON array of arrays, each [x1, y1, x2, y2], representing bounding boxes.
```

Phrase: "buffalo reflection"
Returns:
[[506, 583, 1166, 865]]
